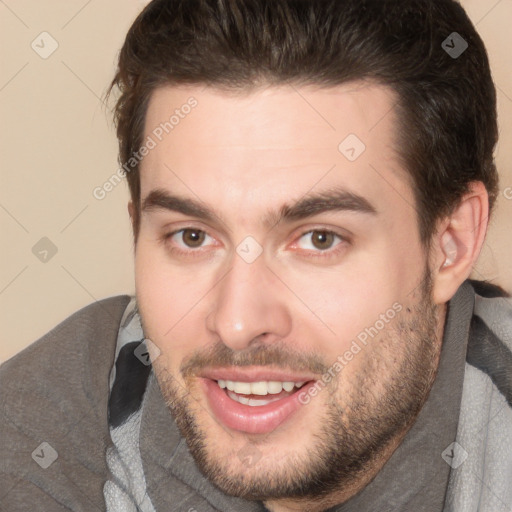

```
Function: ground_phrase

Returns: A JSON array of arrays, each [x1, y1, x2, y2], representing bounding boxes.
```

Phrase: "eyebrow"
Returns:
[[141, 187, 377, 228], [274, 188, 377, 225], [142, 189, 219, 222]]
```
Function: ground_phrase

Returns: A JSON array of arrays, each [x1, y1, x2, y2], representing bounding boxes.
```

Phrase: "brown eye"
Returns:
[[181, 229, 206, 247], [295, 230, 343, 253], [310, 231, 335, 250]]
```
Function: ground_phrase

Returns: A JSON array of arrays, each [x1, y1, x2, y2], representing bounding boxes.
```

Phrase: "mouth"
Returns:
[[199, 369, 317, 434], [221, 379, 307, 406]]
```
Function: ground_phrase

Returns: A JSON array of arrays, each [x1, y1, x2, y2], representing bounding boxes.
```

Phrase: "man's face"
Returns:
[[134, 83, 444, 505]]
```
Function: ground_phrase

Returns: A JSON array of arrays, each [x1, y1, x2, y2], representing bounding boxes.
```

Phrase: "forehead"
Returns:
[[140, 82, 413, 221]]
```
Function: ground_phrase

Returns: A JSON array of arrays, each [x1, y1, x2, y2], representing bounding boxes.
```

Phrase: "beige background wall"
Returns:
[[1, 0, 511, 363]]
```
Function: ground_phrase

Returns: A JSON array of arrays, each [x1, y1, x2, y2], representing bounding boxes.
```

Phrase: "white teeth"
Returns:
[[227, 390, 275, 407], [248, 398, 273, 406], [267, 381, 283, 394], [217, 379, 306, 396], [282, 382, 295, 392], [232, 381, 251, 394], [251, 381, 269, 395], [236, 394, 250, 405]]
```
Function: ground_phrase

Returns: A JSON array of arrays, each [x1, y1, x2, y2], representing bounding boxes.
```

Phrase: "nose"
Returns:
[[206, 254, 292, 351]]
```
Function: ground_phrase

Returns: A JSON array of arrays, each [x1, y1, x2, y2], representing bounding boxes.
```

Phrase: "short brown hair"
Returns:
[[107, 0, 499, 244]]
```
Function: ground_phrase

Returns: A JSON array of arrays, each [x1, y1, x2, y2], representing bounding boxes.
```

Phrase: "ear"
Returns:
[[431, 182, 489, 304]]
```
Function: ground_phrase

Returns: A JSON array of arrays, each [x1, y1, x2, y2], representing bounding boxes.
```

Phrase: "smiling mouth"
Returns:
[[201, 375, 315, 434], [217, 379, 308, 406]]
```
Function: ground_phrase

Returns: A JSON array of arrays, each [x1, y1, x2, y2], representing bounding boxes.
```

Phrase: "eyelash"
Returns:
[[161, 226, 350, 260], [160, 229, 216, 259], [292, 230, 348, 259]]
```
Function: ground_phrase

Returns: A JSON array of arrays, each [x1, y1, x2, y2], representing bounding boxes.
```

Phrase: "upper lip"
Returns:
[[198, 366, 318, 383]]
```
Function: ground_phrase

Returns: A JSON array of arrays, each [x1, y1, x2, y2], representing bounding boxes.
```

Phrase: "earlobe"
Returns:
[[431, 182, 489, 304]]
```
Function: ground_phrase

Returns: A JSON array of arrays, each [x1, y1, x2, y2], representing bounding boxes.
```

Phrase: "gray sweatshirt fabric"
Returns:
[[1, 279, 511, 511]]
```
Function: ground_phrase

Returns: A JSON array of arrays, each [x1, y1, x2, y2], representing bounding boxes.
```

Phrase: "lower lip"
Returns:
[[202, 379, 313, 434]]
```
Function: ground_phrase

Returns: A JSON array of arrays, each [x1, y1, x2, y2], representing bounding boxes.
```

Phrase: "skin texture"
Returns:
[[131, 82, 488, 512]]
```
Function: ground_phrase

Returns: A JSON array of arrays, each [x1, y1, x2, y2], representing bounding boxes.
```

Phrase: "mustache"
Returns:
[[180, 341, 329, 377]]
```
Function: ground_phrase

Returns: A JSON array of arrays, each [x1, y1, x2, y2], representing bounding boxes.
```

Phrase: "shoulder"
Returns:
[[446, 281, 512, 511], [1, 295, 132, 390], [465, 279, 512, 403], [0, 295, 131, 509]]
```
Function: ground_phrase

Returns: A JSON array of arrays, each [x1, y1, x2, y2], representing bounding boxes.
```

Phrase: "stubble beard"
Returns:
[[149, 272, 443, 503]]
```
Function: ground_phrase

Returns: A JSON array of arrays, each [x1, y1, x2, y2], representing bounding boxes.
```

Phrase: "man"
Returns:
[[1, 0, 511, 510]]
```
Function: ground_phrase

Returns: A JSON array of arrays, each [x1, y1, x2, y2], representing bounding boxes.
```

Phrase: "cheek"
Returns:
[[277, 240, 424, 358], [135, 243, 171, 331], [134, 241, 208, 356]]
